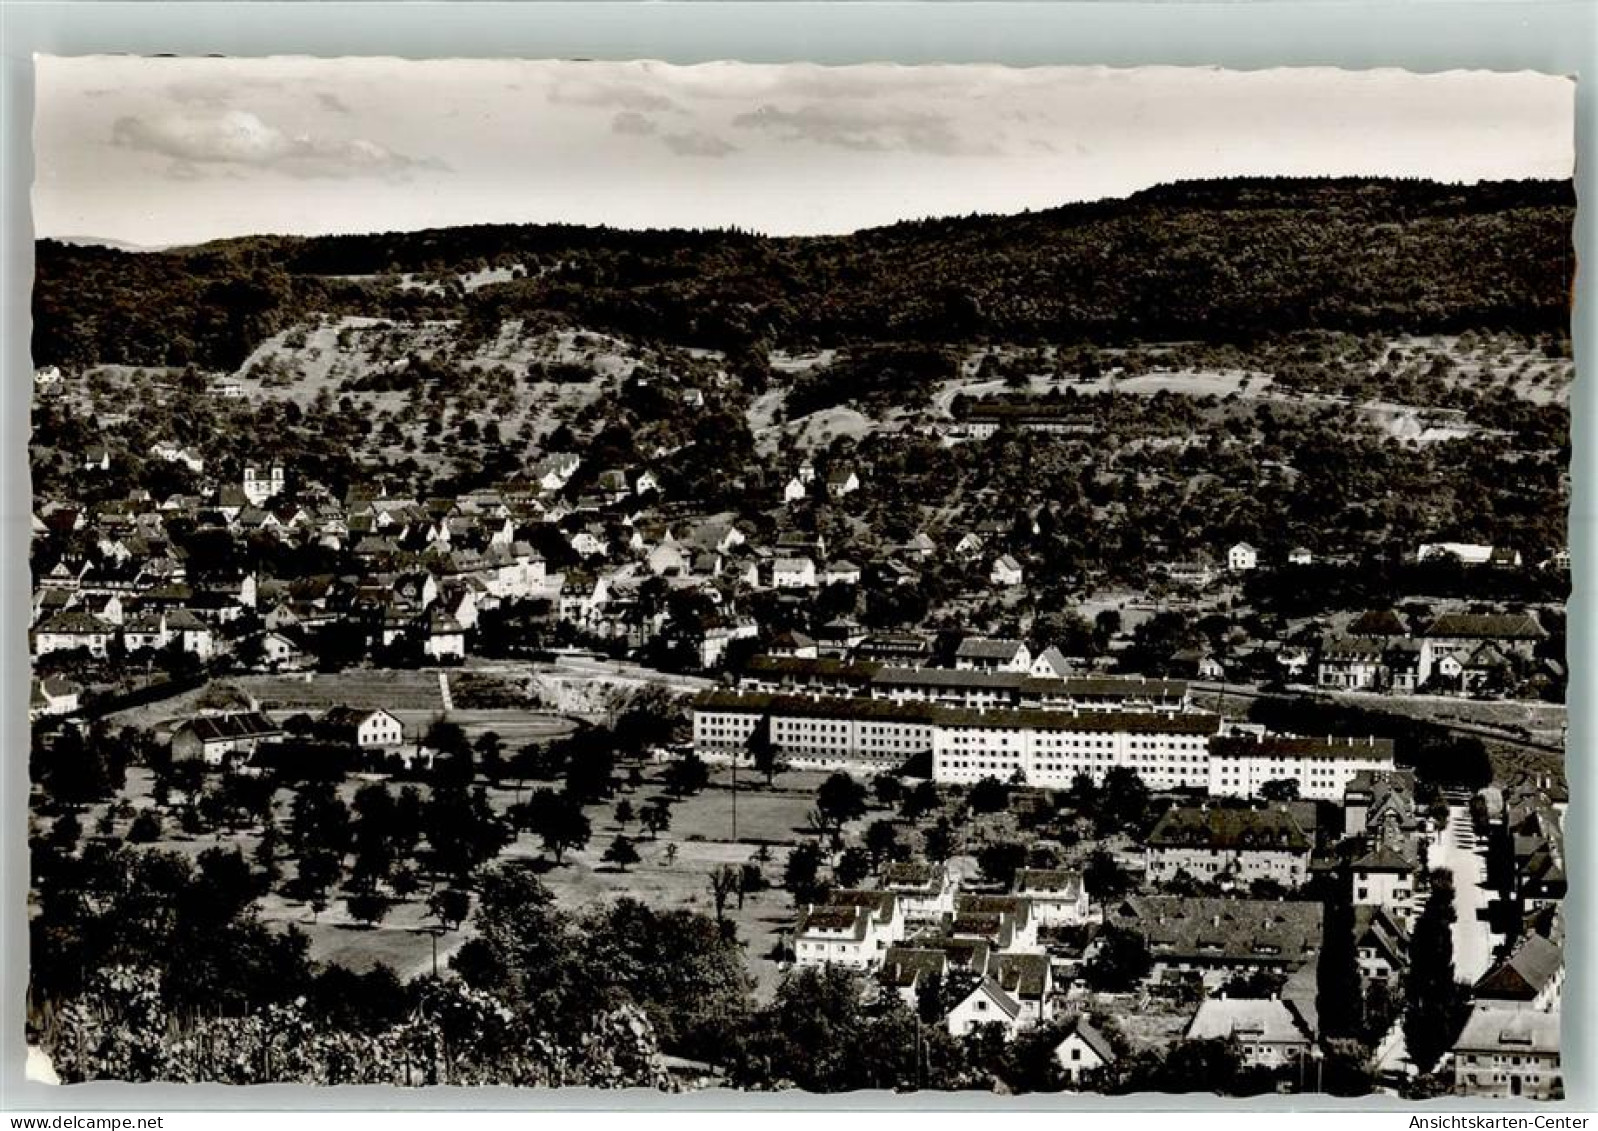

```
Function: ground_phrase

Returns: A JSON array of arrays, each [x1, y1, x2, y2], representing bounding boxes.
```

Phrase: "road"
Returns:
[[1433, 798, 1498, 983]]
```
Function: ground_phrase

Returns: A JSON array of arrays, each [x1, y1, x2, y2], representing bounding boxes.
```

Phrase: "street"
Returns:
[[1434, 798, 1498, 983]]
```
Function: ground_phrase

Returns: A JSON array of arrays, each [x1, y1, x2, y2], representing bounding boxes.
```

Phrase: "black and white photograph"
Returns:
[[24, 56, 1576, 1097]]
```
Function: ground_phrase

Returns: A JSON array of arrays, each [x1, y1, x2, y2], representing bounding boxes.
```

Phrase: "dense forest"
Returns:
[[33, 177, 1575, 372]]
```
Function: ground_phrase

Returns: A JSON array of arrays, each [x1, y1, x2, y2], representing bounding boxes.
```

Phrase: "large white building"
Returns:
[[691, 690, 1394, 797], [1207, 734, 1396, 801]]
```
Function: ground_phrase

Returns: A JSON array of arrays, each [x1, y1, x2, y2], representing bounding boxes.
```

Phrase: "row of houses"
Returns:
[[1314, 611, 1548, 693]]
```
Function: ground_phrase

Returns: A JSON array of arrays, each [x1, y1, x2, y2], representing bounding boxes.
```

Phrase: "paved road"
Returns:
[[1433, 800, 1498, 983]]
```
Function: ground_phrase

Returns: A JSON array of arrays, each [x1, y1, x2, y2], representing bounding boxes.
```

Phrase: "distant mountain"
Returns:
[[47, 235, 171, 254], [32, 176, 1576, 372]]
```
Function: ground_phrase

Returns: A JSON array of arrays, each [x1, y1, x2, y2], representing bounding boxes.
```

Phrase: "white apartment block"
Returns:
[[1207, 735, 1396, 801]]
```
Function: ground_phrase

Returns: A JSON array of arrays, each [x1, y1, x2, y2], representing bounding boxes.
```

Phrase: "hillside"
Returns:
[[32, 176, 1575, 372]]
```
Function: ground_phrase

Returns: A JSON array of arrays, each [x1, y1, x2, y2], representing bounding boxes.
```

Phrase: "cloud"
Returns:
[[731, 102, 995, 156], [548, 77, 674, 112], [661, 130, 736, 158], [110, 109, 447, 180], [316, 91, 352, 114], [611, 111, 658, 137]]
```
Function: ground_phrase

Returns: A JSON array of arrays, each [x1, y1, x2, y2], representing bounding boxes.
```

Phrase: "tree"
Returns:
[[871, 774, 903, 808], [1259, 778, 1300, 802], [664, 754, 710, 798], [899, 780, 940, 823], [614, 799, 635, 827], [603, 835, 641, 873], [815, 773, 869, 834], [1084, 848, 1135, 900], [737, 862, 768, 908], [864, 820, 900, 867], [976, 841, 1029, 889], [641, 799, 672, 839], [1083, 926, 1153, 992], [294, 850, 341, 918], [834, 847, 870, 889], [707, 864, 740, 924], [1404, 869, 1469, 1073], [428, 886, 472, 932], [747, 714, 779, 785], [523, 789, 591, 865], [924, 818, 956, 864], [968, 776, 1011, 814], [784, 842, 825, 904], [1097, 767, 1150, 836], [345, 890, 390, 929], [1317, 875, 1364, 1041]]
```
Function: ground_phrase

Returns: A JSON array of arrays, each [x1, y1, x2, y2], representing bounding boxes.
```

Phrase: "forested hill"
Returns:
[[33, 177, 1576, 372]]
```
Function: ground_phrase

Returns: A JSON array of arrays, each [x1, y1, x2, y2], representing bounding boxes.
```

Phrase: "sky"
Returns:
[[33, 57, 1576, 247]]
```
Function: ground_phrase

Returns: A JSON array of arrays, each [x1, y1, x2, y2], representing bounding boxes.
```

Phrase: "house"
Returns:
[[1416, 542, 1520, 568], [1227, 542, 1258, 572], [989, 952, 1053, 1023], [955, 637, 1032, 673], [952, 893, 1040, 953], [170, 712, 283, 766], [1474, 935, 1563, 1012], [1184, 998, 1311, 1069], [878, 861, 959, 923], [424, 612, 467, 661], [783, 476, 808, 504], [878, 946, 949, 1009], [163, 609, 215, 659], [946, 978, 1025, 1040], [1053, 1016, 1116, 1088], [33, 612, 113, 658], [772, 557, 818, 590], [1287, 547, 1313, 566], [822, 560, 862, 588], [29, 677, 82, 721], [1452, 1006, 1562, 1099], [990, 554, 1025, 587], [767, 631, 819, 660], [319, 706, 406, 750], [1107, 896, 1323, 983], [83, 445, 111, 473], [954, 532, 985, 561], [826, 468, 861, 497], [1029, 646, 1072, 679], [1144, 805, 1311, 889], [794, 891, 903, 969], [1012, 868, 1090, 927], [1353, 905, 1411, 986], [259, 631, 308, 671]]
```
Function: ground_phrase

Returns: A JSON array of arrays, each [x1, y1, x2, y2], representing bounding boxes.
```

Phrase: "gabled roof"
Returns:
[[1349, 609, 1408, 637], [1146, 805, 1310, 853], [1186, 998, 1309, 1045], [955, 637, 1026, 661], [174, 712, 281, 744], [1475, 934, 1562, 1001], [1453, 1005, 1560, 1055], [957, 978, 1023, 1022], [1056, 1016, 1116, 1063], [1423, 612, 1546, 640], [1013, 868, 1083, 898]]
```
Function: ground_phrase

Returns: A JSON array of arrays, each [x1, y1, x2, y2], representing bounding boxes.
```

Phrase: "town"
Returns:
[[25, 178, 1572, 1095]]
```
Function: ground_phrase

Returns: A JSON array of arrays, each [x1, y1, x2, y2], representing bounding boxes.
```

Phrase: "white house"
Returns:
[[783, 476, 808, 504], [772, 557, 818, 590], [1227, 542, 1258, 572], [1053, 1016, 1116, 1088], [1012, 868, 1090, 927], [321, 706, 406, 749], [947, 979, 1026, 1040], [794, 891, 903, 969], [990, 554, 1025, 587], [1185, 998, 1310, 1069], [425, 612, 467, 661]]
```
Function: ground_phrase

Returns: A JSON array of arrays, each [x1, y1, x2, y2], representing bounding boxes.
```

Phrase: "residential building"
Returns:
[[1452, 1006, 1562, 1099], [1144, 805, 1311, 889], [1184, 998, 1311, 1069], [170, 712, 282, 766]]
